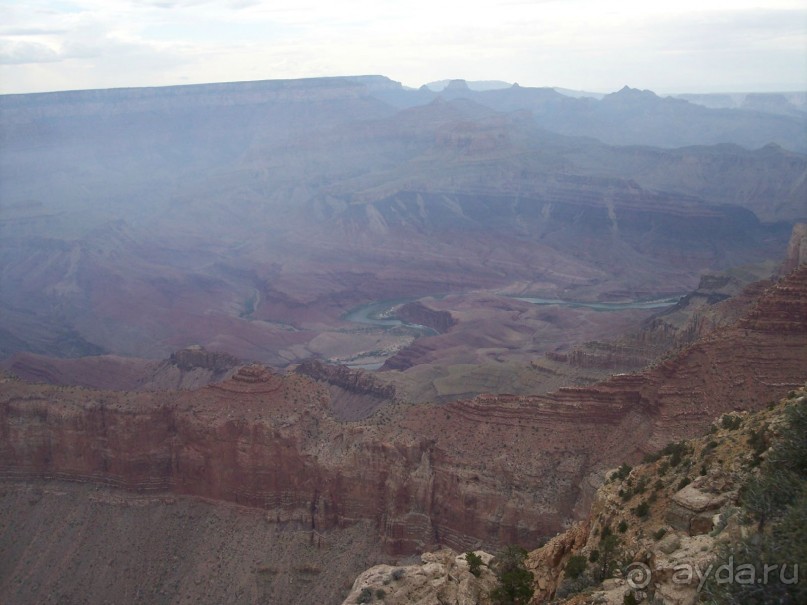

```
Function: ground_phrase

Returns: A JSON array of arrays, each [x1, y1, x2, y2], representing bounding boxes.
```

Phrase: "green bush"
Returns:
[[555, 571, 597, 599], [356, 587, 373, 604], [661, 440, 691, 467], [633, 501, 650, 519], [618, 520, 628, 533], [565, 554, 587, 580], [612, 463, 633, 481], [742, 400, 807, 529], [490, 545, 534, 605], [643, 451, 662, 464], [701, 399, 807, 604], [635, 477, 648, 494], [465, 551, 483, 577]]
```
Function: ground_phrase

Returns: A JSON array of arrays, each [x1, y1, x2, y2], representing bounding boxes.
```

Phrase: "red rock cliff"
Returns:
[[1, 269, 805, 555]]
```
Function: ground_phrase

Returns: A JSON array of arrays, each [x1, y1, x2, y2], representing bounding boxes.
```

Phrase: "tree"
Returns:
[[595, 534, 622, 582], [565, 555, 587, 580], [489, 545, 534, 605]]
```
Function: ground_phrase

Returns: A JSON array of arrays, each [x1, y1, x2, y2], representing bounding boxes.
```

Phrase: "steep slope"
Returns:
[[524, 388, 807, 605]]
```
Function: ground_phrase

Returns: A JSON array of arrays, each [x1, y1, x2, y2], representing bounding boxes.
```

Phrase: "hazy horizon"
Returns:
[[1, 74, 807, 98], [1, 1, 805, 96]]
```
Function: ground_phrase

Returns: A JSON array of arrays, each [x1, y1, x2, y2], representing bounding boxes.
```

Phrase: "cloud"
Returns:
[[0, 39, 61, 64], [1, 0, 805, 93], [0, 27, 71, 36]]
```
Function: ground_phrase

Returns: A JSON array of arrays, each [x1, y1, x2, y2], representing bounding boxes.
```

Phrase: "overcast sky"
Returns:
[[1, 0, 805, 95]]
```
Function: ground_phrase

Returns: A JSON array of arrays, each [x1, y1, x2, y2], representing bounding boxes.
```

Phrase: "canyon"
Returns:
[[1, 75, 806, 604], [1, 77, 804, 368], [2, 260, 805, 603]]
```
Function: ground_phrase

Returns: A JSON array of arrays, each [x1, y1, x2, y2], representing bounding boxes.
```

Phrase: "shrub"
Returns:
[[677, 477, 691, 490], [490, 545, 534, 605], [748, 426, 768, 466], [375, 589, 386, 600], [635, 477, 648, 495], [588, 549, 600, 563], [653, 527, 667, 540], [612, 463, 633, 481], [721, 414, 742, 430], [618, 520, 628, 533], [465, 551, 483, 577], [661, 440, 691, 467], [633, 501, 650, 519], [565, 554, 587, 580], [555, 571, 597, 599], [391, 568, 405, 581], [643, 451, 662, 464], [356, 587, 373, 604], [701, 399, 807, 604]]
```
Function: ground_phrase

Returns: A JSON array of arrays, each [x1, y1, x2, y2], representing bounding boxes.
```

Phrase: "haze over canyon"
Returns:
[[1, 75, 806, 604]]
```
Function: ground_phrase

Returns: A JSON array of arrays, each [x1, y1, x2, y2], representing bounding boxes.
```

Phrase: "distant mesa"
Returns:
[[424, 78, 511, 92], [168, 346, 240, 373]]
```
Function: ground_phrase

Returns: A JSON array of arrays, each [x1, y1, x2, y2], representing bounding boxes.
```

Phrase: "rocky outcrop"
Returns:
[[294, 359, 399, 420], [395, 302, 456, 334], [167, 345, 239, 373], [340, 549, 498, 605], [295, 359, 397, 400], [780, 222, 807, 275], [2, 346, 239, 392], [666, 480, 729, 536], [528, 523, 591, 602], [523, 389, 806, 604]]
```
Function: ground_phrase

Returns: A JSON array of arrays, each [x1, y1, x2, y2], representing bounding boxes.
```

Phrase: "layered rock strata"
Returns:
[[0, 268, 805, 557]]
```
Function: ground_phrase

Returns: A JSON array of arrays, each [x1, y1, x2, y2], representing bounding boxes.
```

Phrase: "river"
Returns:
[[511, 296, 682, 311], [344, 295, 681, 334], [343, 299, 439, 335]]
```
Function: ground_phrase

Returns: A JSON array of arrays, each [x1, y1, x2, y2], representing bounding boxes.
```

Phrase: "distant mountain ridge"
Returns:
[[3, 75, 805, 151], [0, 74, 804, 364]]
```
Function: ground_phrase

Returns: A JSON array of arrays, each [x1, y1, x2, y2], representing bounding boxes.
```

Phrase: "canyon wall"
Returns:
[[1, 268, 805, 559]]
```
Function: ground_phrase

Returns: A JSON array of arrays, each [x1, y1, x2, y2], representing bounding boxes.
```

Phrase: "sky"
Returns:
[[1, 0, 806, 95]]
